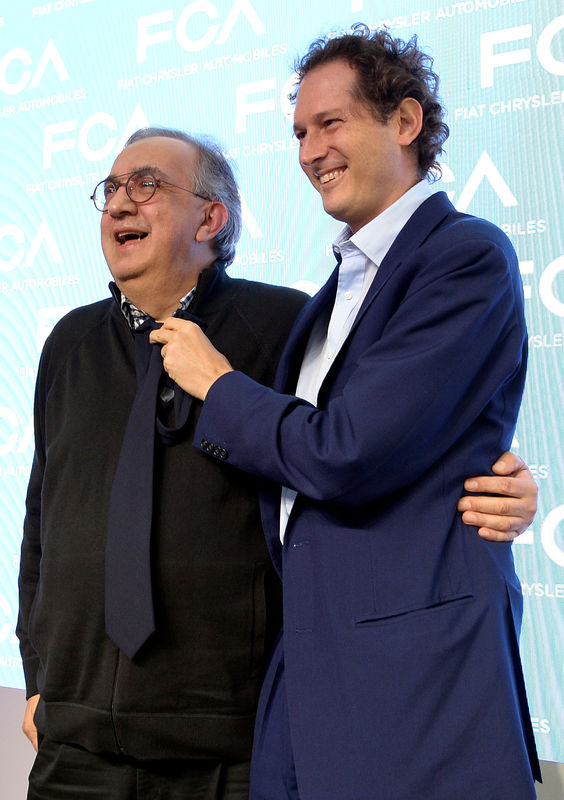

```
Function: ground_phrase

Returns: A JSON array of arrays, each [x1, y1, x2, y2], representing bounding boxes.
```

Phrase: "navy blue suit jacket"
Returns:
[[195, 192, 541, 798]]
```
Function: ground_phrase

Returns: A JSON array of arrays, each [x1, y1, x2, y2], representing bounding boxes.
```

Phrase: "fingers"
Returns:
[[458, 495, 521, 515], [476, 526, 522, 542], [458, 505, 523, 540], [458, 491, 534, 537], [149, 318, 196, 345], [463, 475, 522, 497], [22, 694, 40, 751], [491, 450, 525, 475], [461, 473, 537, 522], [461, 453, 538, 542], [149, 329, 165, 344], [23, 724, 38, 752]]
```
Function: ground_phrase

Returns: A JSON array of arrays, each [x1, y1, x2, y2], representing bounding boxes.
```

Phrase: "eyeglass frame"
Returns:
[[90, 169, 212, 212]]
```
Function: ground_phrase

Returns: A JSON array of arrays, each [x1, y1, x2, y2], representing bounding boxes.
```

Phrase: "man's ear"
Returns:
[[195, 201, 228, 243], [396, 97, 423, 146]]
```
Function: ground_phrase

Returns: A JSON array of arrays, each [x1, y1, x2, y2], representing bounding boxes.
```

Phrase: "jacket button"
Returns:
[[201, 438, 209, 449]]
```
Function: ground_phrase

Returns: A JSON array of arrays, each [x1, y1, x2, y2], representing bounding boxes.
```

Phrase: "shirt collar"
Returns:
[[120, 288, 196, 330], [333, 179, 434, 266]]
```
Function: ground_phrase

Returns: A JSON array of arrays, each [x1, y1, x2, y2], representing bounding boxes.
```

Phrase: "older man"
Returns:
[[17, 128, 307, 799], [152, 27, 541, 800]]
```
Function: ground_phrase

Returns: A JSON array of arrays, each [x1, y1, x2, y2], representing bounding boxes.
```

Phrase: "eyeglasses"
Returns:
[[90, 169, 211, 212]]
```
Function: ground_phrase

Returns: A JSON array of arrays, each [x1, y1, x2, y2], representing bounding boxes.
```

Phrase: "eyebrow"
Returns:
[[293, 107, 344, 133], [104, 165, 167, 182]]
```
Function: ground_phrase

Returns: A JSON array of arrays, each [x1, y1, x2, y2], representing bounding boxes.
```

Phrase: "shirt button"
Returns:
[[345, 291, 352, 300]]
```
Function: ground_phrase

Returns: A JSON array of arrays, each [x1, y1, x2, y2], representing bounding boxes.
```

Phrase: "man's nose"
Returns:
[[299, 131, 327, 168], [105, 185, 138, 217]]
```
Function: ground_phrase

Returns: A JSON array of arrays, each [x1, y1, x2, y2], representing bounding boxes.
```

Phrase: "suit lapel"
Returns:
[[311, 192, 454, 401], [275, 193, 454, 396], [345, 191, 454, 337], [265, 192, 455, 552], [274, 263, 340, 392], [265, 265, 339, 567]]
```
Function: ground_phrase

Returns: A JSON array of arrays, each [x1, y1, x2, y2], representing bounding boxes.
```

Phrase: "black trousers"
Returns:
[[28, 738, 250, 800]]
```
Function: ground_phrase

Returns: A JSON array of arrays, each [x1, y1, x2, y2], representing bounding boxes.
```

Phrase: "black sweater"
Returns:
[[17, 266, 307, 761]]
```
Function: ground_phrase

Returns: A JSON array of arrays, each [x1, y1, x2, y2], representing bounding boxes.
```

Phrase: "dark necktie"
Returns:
[[105, 313, 201, 659]]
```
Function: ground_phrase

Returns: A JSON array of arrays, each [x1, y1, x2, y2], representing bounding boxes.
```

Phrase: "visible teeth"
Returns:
[[320, 169, 344, 185], [117, 232, 145, 243]]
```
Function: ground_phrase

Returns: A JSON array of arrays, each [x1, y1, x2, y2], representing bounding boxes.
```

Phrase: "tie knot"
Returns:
[[135, 317, 162, 335]]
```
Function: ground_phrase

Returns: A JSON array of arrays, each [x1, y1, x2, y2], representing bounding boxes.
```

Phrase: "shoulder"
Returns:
[[228, 276, 309, 318], [396, 194, 519, 287], [51, 297, 114, 331], [385, 194, 523, 310], [432, 212, 520, 291], [45, 298, 116, 345], [197, 273, 308, 376], [442, 212, 514, 256], [39, 298, 118, 375], [422, 193, 516, 260], [208, 272, 309, 337]]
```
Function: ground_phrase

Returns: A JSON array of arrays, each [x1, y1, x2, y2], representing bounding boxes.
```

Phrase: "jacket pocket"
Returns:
[[354, 592, 474, 628]]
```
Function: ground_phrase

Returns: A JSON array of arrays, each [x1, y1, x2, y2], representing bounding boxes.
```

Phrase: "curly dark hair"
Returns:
[[290, 24, 449, 179]]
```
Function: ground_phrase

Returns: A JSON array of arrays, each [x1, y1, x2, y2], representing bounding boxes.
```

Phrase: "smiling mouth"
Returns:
[[116, 232, 148, 244], [319, 168, 346, 185]]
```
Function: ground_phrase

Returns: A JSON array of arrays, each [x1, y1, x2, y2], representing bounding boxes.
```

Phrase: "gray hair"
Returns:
[[124, 127, 242, 268]]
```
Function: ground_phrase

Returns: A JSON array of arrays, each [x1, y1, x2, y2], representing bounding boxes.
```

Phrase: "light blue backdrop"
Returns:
[[0, 0, 562, 764]]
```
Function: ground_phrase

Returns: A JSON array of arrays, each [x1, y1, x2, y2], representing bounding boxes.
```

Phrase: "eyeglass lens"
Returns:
[[94, 171, 157, 210]]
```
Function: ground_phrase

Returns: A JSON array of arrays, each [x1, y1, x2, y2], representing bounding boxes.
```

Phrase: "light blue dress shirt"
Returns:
[[280, 179, 434, 542]]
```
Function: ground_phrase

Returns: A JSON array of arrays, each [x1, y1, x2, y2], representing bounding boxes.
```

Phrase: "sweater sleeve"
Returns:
[[16, 340, 51, 697]]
